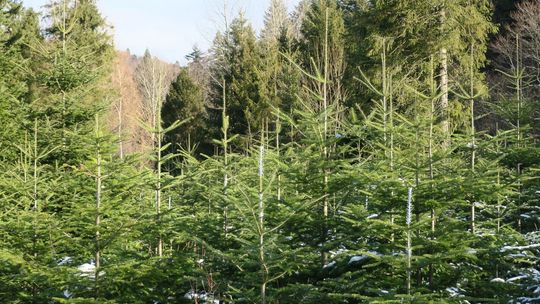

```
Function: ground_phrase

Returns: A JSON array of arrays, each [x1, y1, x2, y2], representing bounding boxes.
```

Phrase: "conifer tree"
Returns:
[[0, 0, 41, 162], [300, 0, 346, 112], [209, 14, 264, 145], [352, 0, 495, 134], [35, 0, 113, 164], [162, 68, 206, 159], [0, 1, 538, 302], [261, 0, 290, 42]]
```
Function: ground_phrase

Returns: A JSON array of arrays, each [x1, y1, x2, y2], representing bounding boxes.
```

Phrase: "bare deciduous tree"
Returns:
[[135, 50, 177, 257], [261, 0, 290, 42], [491, 0, 540, 137], [135, 51, 177, 150], [109, 51, 148, 157]]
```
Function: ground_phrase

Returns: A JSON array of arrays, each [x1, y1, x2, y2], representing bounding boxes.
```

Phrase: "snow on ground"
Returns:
[[77, 261, 105, 278], [184, 290, 220, 304], [78, 261, 95, 277], [511, 296, 540, 303], [446, 286, 466, 297], [57, 256, 72, 266], [501, 244, 540, 252], [507, 275, 528, 282]]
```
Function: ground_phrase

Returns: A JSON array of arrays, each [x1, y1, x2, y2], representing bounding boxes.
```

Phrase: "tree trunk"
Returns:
[[428, 56, 436, 289], [321, 7, 330, 267], [258, 143, 267, 304], [406, 188, 413, 295], [118, 97, 124, 159], [95, 115, 102, 299], [156, 69, 163, 258], [470, 44, 476, 235], [440, 8, 449, 136]]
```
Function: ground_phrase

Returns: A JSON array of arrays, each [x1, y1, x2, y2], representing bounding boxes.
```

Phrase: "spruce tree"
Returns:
[[162, 68, 206, 160], [209, 14, 264, 146]]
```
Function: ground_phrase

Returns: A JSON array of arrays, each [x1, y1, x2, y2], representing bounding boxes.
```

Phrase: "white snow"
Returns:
[[57, 256, 72, 266], [323, 261, 337, 269], [367, 213, 379, 219], [348, 255, 368, 264], [514, 297, 540, 303], [490, 278, 505, 283], [78, 262, 95, 276], [77, 261, 105, 278], [63, 289, 72, 298], [509, 253, 533, 258], [501, 244, 540, 252], [507, 275, 528, 282], [446, 287, 465, 297], [184, 290, 220, 303]]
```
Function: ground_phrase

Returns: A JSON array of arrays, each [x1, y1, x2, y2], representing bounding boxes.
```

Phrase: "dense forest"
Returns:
[[0, 0, 539, 303]]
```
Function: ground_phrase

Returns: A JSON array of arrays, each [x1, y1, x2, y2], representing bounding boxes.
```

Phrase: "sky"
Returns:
[[22, 0, 301, 65]]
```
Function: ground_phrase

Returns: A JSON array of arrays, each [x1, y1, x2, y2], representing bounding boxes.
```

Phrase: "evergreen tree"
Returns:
[[209, 13, 264, 145], [162, 68, 207, 159], [300, 0, 347, 111], [34, 0, 114, 164], [0, 1, 538, 303], [0, 0, 41, 162], [261, 0, 290, 42], [350, 0, 496, 134]]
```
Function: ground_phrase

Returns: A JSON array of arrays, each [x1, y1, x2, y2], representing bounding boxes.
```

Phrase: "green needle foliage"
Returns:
[[0, 0, 538, 303]]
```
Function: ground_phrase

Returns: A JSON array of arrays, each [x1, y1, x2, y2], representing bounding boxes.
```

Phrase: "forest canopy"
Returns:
[[0, 0, 538, 303]]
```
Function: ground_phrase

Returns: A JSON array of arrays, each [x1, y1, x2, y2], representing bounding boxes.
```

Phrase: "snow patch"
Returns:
[[63, 289, 72, 298], [184, 290, 219, 303], [323, 261, 336, 269], [501, 244, 540, 252], [57, 256, 72, 266], [507, 275, 528, 282], [78, 262, 95, 276], [349, 255, 369, 264], [513, 297, 540, 303], [446, 287, 465, 297], [77, 261, 104, 278]]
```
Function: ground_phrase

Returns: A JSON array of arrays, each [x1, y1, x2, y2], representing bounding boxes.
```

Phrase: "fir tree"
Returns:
[[209, 13, 264, 145], [162, 68, 207, 159]]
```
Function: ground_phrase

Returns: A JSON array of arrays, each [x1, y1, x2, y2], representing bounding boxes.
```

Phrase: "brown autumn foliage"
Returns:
[[108, 50, 181, 158], [108, 50, 149, 157]]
